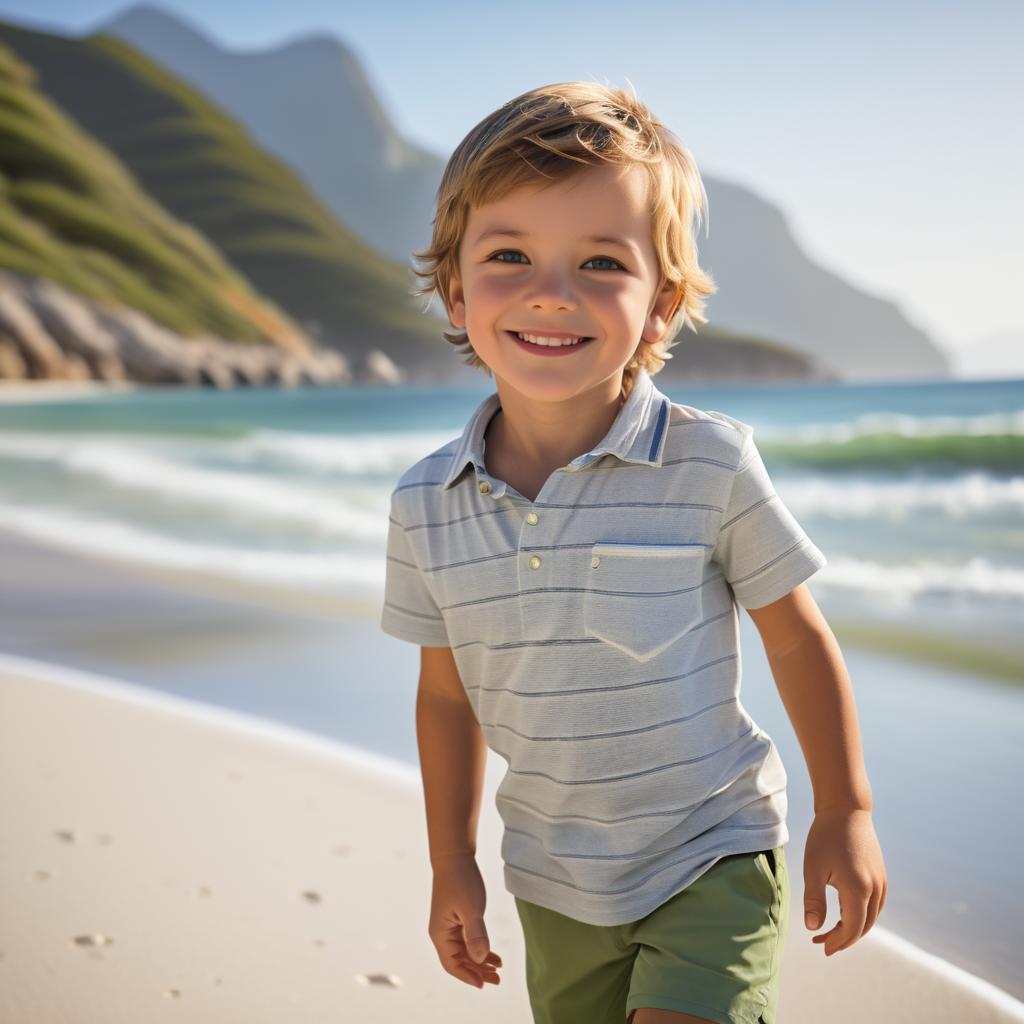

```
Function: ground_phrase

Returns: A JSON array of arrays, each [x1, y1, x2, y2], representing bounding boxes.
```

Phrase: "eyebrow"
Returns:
[[472, 227, 639, 253]]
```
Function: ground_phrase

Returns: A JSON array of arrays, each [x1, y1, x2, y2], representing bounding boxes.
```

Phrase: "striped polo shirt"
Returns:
[[380, 366, 827, 926]]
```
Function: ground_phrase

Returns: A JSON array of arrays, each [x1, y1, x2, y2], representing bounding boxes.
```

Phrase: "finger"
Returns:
[[438, 921, 471, 957], [454, 957, 501, 985], [455, 952, 502, 973], [861, 885, 882, 938], [828, 884, 869, 955], [435, 925, 483, 982], [803, 885, 827, 931], [446, 960, 486, 988]]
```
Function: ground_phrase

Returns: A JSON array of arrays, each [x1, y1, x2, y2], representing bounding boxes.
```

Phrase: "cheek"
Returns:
[[466, 274, 514, 306]]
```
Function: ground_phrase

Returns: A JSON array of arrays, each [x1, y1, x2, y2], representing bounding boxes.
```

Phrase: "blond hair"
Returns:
[[410, 80, 717, 401]]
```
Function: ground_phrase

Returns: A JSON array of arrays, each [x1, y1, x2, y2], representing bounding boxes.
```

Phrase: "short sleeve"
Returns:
[[379, 493, 450, 646], [712, 431, 827, 610]]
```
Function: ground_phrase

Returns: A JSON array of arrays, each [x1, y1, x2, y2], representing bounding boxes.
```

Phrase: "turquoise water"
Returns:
[[0, 375, 1021, 677]]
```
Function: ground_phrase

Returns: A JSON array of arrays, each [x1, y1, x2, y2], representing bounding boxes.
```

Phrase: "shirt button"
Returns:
[[591, 556, 601, 568], [529, 555, 542, 570], [526, 512, 538, 525], [478, 481, 491, 494]]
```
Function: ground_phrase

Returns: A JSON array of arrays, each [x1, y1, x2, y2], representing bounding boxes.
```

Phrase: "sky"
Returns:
[[3, 0, 1021, 374]]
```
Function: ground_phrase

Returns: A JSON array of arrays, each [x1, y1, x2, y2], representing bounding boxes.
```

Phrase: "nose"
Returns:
[[522, 265, 579, 311]]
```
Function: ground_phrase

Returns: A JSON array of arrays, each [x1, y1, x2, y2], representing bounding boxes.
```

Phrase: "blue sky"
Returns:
[[3, 0, 1021, 370]]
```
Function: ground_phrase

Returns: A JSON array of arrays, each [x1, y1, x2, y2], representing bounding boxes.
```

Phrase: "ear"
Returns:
[[642, 281, 683, 346], [447, 273, 467, 330]]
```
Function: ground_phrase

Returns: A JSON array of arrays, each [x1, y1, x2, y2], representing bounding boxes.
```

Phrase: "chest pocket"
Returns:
[[583, 543, 706, 663]]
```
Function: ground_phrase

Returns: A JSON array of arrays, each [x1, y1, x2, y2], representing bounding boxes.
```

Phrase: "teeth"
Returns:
[[516, 332, 586, 347]]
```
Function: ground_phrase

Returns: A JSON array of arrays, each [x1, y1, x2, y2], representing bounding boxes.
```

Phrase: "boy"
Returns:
[[381, 82, 887, 1024]]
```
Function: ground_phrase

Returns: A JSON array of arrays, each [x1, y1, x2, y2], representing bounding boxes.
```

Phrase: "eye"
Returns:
[[584, 256, 625, 271], [489, 250, 625, 271], [491, 250, 527, 264]]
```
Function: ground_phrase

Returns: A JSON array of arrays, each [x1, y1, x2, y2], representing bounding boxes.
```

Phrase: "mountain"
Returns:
[[101, 4, 439, 275], [0, 41, 307, 351], [101, 3, 951, 382], [697, 177, 949, 381], [0, 17, 448, 380]]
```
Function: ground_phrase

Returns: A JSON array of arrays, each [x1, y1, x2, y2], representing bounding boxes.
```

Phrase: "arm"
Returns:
[[416, 645, 488, 868], [417, 646, 502, 989], [746, 583, 872, 814], [746, 584, 888, 957]]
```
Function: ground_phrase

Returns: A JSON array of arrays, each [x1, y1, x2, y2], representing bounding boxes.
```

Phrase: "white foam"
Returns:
[[761, 407, 1024, 443], [0, 433, 388, 539], [0, 501, 386, 593], [811, 553, 1024, 604], [233, 427, 457, 472], [779, 472, 1024, 519]]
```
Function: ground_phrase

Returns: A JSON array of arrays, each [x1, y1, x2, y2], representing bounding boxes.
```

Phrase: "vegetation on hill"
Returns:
[[0, 42, 306, 348], [0, 21, 441, 360]]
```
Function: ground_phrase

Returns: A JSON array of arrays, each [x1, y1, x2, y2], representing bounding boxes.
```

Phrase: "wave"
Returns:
[[0, 434, 390, 540], [815, 553, 1024, 603], [777, 472, 1024, 519], [232, 427, 457, 473], [0, 499, 1021, 605], [2, 430, 1022, 528], [758, 409, 1024, 473], [0, 502, 384, 591]]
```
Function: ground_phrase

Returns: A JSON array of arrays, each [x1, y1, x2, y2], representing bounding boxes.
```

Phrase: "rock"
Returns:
[[91, 305, 205, 385], [0, 288, 69, 379], [0, 337, 28, 379], [362, 348, 404, 385], [62, 351, 93, 381], [20, 277, 126, 381], [0, 270, 355, 389]]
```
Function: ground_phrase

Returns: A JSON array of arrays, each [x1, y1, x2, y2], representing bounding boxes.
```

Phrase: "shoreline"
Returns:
[[0, 512, 1016, 688], [0, 380, 143, 403]]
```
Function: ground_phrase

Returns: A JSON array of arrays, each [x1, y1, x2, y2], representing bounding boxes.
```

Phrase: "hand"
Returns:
[[803, 807, 887, 956], [428, 854, 503, 988]]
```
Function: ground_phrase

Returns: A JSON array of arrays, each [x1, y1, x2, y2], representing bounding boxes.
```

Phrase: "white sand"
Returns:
[[0, 381, 142, 403], [1, 653, 1021, 1024]]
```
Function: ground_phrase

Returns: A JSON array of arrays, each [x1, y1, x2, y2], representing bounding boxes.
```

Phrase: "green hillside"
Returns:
[[0, 42, 306, 348], [0, 20, 440, 360]]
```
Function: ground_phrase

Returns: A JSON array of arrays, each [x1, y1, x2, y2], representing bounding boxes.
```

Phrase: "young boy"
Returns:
[[381, 82, 887, 1024]]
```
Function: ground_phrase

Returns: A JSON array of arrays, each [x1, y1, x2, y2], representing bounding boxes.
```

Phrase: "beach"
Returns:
[[2, 530, 1023, 1022], [0, 381, 143, 403]]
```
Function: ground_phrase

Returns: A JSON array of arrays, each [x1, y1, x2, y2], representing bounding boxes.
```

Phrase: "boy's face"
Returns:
[[447, 162, 678, 403]]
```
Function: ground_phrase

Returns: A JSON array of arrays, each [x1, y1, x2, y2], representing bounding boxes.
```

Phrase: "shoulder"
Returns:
[[389, 437, 461, 523], [663, 401, 754, 466]]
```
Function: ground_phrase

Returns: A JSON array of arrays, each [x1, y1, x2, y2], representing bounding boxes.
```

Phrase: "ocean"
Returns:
[[0, 373, 1022, 999], [0, 374, 1021, 681]]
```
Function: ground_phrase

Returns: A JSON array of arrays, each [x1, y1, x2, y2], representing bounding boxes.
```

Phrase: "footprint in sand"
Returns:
[[355, 973, 401, 988]]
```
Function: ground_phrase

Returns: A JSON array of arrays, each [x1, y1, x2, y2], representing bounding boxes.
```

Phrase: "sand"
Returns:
[[0, 381, 143, 403], [3, 653, 1023, 1023]]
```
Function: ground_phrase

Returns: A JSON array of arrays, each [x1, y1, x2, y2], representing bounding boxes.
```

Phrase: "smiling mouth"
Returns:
[[508, 331, 595, 349]]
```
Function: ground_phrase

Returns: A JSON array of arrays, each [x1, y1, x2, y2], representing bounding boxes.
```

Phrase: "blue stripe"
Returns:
[[647, 397, 669, 461]]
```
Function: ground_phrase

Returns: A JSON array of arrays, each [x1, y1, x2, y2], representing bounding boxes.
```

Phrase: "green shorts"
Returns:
[[514, 845, 789, 1024]]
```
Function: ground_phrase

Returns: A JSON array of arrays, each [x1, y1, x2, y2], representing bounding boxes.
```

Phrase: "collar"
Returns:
[[439, 367, 672, 495]]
